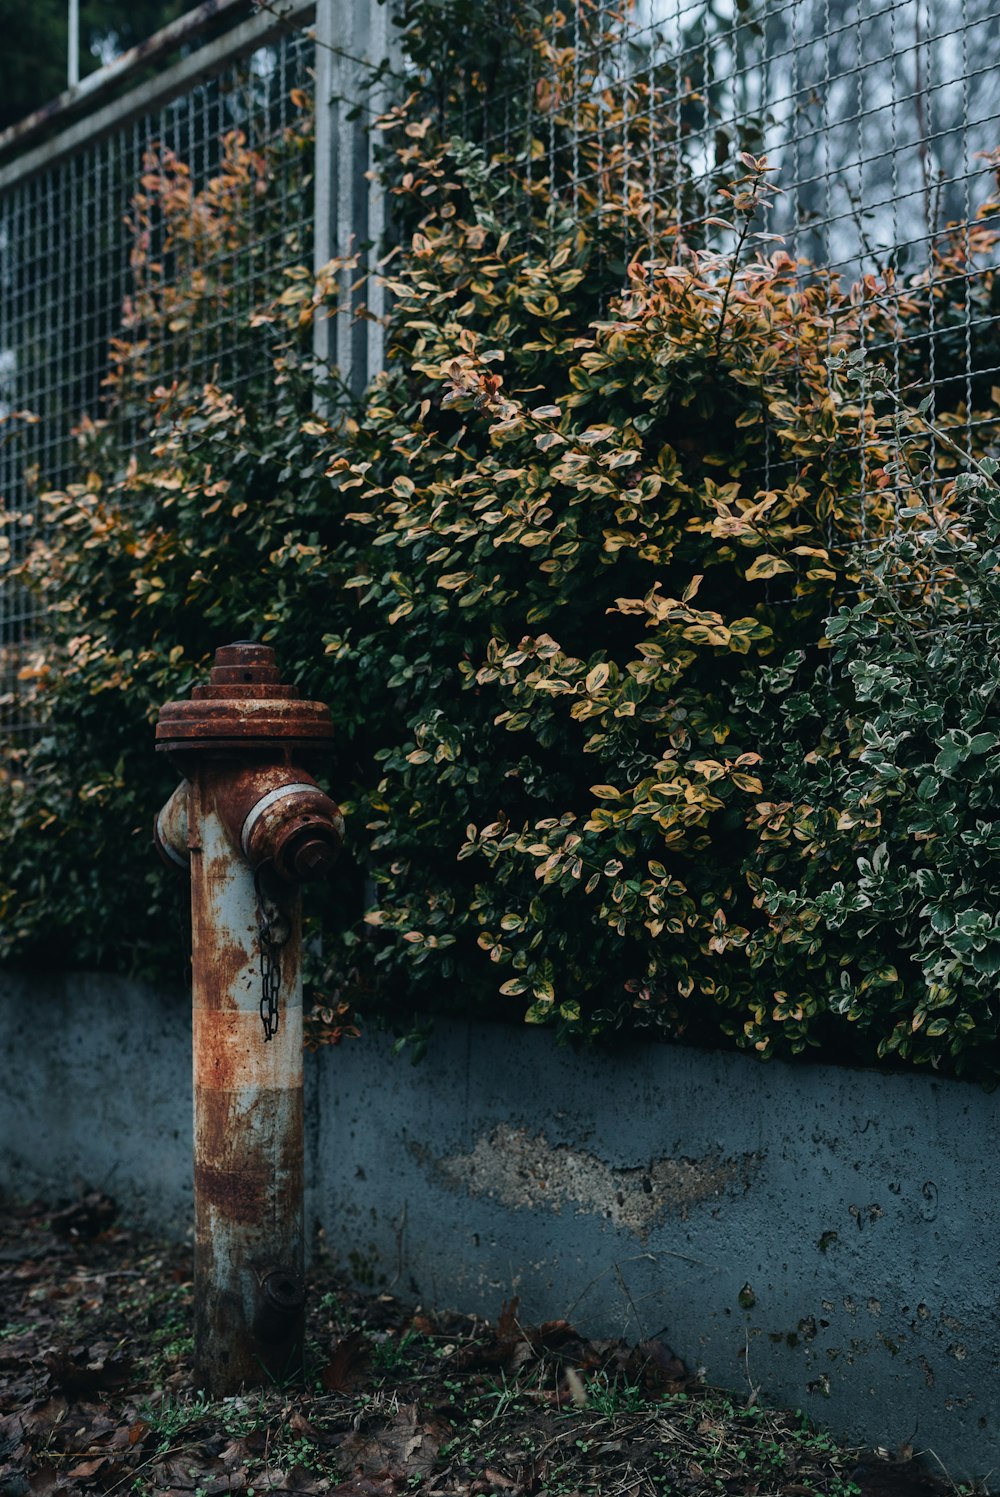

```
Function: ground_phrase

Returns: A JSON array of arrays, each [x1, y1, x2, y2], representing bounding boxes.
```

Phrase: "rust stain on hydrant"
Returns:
[[154, 642, 343, 1396]]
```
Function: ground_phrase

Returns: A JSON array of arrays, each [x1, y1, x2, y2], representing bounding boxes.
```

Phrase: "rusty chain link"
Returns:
[[254, 865, 290, 1042]]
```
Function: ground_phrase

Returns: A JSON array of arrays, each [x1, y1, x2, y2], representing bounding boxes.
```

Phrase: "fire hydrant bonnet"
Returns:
[[155, 641, 335, 756]]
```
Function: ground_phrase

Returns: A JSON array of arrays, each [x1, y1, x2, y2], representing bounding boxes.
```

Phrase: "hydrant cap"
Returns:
[[155, 643, 335, 755]]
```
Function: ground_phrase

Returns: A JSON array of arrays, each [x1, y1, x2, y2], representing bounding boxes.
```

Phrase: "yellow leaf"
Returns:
[[745, 553, 794, 581]]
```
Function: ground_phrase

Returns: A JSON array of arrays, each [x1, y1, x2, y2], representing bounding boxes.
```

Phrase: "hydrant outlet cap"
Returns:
[[155, 643, 335, 754]]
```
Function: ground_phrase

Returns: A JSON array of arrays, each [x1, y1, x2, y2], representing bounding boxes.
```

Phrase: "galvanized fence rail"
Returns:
[[0, 0, 998, 735]]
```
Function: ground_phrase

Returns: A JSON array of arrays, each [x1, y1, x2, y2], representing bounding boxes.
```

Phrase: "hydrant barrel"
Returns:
[[154, 643, 341, 1395]]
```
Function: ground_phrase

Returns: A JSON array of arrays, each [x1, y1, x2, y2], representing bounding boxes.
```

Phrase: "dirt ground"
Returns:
[[0, 1194, 964, 1497]]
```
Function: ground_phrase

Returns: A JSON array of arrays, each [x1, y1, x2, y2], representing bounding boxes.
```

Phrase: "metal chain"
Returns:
[[254, 865, 290, 1042]]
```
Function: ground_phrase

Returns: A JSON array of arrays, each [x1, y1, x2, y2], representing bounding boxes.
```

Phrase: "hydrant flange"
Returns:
[[155, 641, 335, 757]]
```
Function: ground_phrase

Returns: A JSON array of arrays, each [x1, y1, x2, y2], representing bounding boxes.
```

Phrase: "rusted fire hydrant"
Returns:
[[154, 642, 343, 1395]]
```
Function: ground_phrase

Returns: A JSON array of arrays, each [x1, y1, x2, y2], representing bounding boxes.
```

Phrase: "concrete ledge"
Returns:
[[2, 970, 998, 1481], [0, 971, 193, 1223]]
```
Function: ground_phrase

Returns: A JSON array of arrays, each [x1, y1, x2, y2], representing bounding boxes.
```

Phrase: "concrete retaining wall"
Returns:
[[2, 969, 998, 1482]]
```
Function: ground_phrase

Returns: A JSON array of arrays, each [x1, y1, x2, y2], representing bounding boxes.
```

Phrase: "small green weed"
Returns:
[[582, 1370, 648, 1415], [153, 1331, 194, 1363], [475, 1371, 528, 1423], [316, 1289, 347, 1323], [219, 1394, 270, 1439], [271, 1434, 321, 1473], [372, 1329, 424, 1372], [139, 1392, 216, 1451]]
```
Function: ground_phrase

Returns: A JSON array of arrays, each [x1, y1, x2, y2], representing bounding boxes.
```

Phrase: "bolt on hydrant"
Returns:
[[153, 642, 343, 1395]]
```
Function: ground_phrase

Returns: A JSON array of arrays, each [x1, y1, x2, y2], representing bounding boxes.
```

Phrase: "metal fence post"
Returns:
[[312, 0, 395, 400]]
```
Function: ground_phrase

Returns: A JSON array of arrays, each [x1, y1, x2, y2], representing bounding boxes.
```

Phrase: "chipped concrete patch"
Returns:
[[410, 1123, 762, 1236]]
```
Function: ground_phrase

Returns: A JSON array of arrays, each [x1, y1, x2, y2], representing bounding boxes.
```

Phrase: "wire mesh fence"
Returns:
[[0, 0, 998, 738], [0, 6, 316, 737], [452, 0, 1000, 556], [465, 1, 1000, 316]]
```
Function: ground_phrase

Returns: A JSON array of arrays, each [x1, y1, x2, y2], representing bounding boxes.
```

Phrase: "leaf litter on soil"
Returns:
[[0, 1193, 968, 1497]]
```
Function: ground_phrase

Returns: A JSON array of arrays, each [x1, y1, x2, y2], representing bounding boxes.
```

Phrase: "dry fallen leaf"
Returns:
[[66, 1455, 107, 1479], [321, 1329, 371, 1393], [330, 1474, 397, 1496], [339, 1404, 447, 1481], [564, 1366, 587, 1406]]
